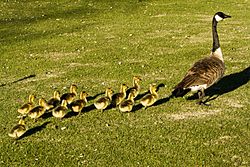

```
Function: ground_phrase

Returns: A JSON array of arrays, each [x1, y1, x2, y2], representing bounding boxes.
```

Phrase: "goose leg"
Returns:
[[197, 89, 211, 106], [197, 89, 205, 105]]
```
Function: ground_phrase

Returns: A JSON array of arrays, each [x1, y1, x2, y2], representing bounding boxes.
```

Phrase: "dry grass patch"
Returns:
[[167, 109, 221, 121]]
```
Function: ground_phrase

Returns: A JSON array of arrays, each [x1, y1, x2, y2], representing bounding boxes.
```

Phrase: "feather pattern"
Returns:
[[172, 12, 231, 101]]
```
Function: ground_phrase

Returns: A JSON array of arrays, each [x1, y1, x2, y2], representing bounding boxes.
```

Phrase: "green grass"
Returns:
[[1, 0, 250, 166]]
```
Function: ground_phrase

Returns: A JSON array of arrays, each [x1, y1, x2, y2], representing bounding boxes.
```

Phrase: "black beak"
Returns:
[[224, 14, 231, 18]]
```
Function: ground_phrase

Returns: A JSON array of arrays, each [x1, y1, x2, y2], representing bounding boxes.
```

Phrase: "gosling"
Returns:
[[61, 84, 77, 104], [140, 83, 159, 109], [52, 100, 68, 119], [18, 94, 35, 116], [27, 98, 48, 121], [112, 84, 128, 107], [8, 117, 27, 139], [128, 76, 142, 98], [70, 91, 88, 115], [119, 89, 136, 113], [94, 88, 113, 112], [47, 90, 61, 110]]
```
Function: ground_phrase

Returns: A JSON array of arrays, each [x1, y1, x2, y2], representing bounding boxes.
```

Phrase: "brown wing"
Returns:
[[172, 56, 225, 97], [175, 57, 225, 88]]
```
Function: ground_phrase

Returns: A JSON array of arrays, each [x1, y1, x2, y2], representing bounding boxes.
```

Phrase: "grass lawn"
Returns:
[[0, 0, 249, 166]]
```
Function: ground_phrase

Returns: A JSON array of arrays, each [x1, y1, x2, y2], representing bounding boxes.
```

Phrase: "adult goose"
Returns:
[[172, 12, 231, 104]]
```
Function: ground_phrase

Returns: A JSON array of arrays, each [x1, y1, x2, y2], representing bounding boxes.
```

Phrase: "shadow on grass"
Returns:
[[132, 103, 143, 112], [64, 104, 96, 119], [19, 121, 51, 140], [87, 92, 105, 102], [130, 83, 168, 112], [129, 83, 166, 101], [188, 66, 250, 102], [0, 74, 36, 87], [153, 96, 171, 106], [41, 112, 53, 120]]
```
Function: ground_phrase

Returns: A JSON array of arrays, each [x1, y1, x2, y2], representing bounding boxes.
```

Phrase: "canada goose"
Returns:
[[172, 12, 231, 104], [94, 88, 113, 112], [8, 117, 27, 139], [119, 89, 136, 113], [61, 84, 77, 104], [70, 91, 88, 115], [27, 98, 47, 120], [47, 90, 61, 110], [128, 76, 142, 98], [52, 100, 68, 119], [18, 94, 35, 115], [140, 83, 159, 109], [112, 84, 128, 106]]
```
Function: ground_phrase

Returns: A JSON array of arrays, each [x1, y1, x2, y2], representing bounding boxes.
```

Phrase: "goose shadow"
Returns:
[[188, 66, 250, 102], [19, 121, 51, 140]]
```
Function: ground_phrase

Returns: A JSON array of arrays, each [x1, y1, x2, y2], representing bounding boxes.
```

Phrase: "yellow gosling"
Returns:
[[47, 90, 61, 110], [18, 94, 35, 115], [94, 88, 113, 112], [70, 91, 88, 115], [140, 83, 159, 109], [129, 76, 142, 98], [61, 84, 78, 104], [112, 84, 128, 106], [8, 118, 27, 139], [119, 89, 136, 113], [27, 98, 47, 121], [52, 100, 68, 119]]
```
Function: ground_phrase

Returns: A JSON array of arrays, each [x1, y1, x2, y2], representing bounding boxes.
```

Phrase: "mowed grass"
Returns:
[[0, 0, 250, 166]]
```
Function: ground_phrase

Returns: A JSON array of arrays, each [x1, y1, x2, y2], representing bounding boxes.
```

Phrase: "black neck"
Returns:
[[212, 18, 220, 52]]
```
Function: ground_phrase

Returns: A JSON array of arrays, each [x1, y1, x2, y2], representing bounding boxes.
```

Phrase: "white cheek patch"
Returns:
[[189, 84, 207, 92], [215, 15, 223, 22]]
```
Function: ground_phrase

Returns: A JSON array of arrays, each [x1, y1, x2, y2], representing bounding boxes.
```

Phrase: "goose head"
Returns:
[[214, 12, 231, 22]]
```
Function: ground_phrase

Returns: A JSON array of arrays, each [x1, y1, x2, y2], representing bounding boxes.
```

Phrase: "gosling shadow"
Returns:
[[133, 83, 166, 101], [153, 95, 171, 107], [156, 83, 165, 92], [87, 92, 105, 102], [188, 66, 250, 102], [132, 95, 171, 112], [64, 104, 96, 119], [19, 121, 51, 140], [135, 91, 149, 101], [131, 103, 144, 112], [64, 111, 79, 119], [83, 104, 96, 113], [41, 112, 53, 119]]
